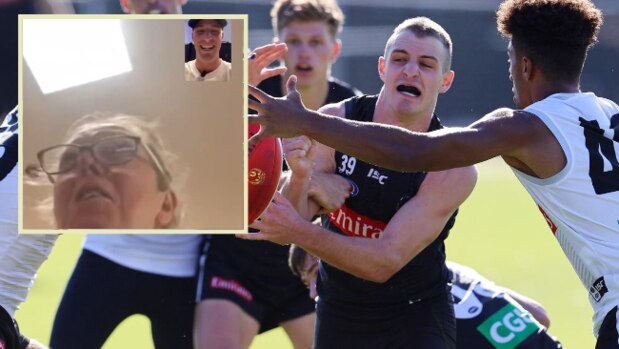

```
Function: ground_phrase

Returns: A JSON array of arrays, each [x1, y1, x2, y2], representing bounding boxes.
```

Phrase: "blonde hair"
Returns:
[[271, 0, 344, 38], [27, 113, 185, 228]]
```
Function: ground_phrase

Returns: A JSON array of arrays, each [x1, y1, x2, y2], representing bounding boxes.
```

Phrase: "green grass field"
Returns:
[[15, 158, 594, 348]]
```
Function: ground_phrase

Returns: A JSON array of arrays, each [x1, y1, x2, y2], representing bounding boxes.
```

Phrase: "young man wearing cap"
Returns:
[[185, 19, 231, 82]]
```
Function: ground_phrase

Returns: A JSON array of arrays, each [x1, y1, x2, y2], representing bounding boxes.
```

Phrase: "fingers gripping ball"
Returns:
[[248, 123, 283, 224]]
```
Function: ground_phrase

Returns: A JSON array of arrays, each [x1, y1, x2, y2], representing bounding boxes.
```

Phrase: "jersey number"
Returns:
[[580, 114, 619, 195], [338, 155, 356, 175]]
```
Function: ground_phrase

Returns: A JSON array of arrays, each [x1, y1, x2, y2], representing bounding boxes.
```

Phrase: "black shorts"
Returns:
[[50, 250, 195, 349], [314, 292, 456, 349], [196, 236, 315, 332], [596, 306, 619, 349]]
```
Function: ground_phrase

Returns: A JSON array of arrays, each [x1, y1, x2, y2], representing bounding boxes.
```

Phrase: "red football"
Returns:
[[248, 123, 283, 224]]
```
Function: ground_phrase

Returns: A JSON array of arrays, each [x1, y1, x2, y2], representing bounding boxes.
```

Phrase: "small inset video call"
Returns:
[[184, 18, 232, 82]]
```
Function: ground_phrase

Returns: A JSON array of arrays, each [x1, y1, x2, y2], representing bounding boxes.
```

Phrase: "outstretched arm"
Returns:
[[248, 76, 534, 172]]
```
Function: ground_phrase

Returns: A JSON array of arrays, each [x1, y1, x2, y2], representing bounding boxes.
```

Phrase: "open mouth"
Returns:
[[76, 187, 112, 202], [145, 6, 167, 14], [296, 63, 313, 73], [397, 85, 421, 97]]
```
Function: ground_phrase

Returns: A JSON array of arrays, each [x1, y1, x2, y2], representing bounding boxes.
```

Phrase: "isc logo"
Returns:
[[367, 168, 388, 185], [477, 304, 541, 349]]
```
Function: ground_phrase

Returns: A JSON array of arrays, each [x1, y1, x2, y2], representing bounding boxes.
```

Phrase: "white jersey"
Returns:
[[184, 59, 231, 82], [0, 107, 18, 226], [83, 234, 202, 277], [512, 92, 619, 336], [0, 107, 58, 317]]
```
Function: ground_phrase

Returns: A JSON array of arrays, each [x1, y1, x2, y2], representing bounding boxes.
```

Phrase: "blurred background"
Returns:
[[44, 0, 619, 124], [3, 0, 617, 123]]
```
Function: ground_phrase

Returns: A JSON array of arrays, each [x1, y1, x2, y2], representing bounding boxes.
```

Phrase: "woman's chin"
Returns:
[[60, 217, 117, 230]]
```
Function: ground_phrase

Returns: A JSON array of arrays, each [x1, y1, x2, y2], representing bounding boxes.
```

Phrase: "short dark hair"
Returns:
[[497, 0, 603, 82], [288, 244, 309, 277], [384, 17, 453, 72], [271, 0, 344, 39]]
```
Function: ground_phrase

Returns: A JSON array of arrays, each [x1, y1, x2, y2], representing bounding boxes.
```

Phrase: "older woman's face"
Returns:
[[52, 132, 174, 229]]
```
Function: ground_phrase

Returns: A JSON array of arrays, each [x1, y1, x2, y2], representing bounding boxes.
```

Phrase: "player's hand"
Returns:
[[237, 192, 308, 245], [248, 75, 311, 148], [248, 43, 288, 86], [309, 172, 351, 213], [282, 136, 316, 178]]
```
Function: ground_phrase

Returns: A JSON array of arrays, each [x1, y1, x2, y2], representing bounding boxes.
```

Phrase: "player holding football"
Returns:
[[247, 0, 619, 347], [242, 16, 477, 348], [193, 1, 360, 348]]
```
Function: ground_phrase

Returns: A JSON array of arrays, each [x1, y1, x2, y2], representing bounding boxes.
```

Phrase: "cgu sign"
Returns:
[[477, 304, 542, 349]]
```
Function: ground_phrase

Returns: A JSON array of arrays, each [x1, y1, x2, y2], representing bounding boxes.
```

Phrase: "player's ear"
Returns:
[[439, 70, 455, 94], [378, 56, 386, 83], [156, 190, 178, 228], [330, 38, 342, 64], [522, 55, 534, 81]]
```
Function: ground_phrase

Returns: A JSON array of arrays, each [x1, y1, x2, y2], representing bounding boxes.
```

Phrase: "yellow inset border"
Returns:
[[18, 14, 249, 234]]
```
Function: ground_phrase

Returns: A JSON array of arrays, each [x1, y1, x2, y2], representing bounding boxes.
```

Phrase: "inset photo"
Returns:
[[20, 15, 247, 233], [184, 18, 232, 82]]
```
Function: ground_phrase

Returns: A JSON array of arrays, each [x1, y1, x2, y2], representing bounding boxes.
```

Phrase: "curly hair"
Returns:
[[497, 0, 603, 82], [271, 0, 344, 38]]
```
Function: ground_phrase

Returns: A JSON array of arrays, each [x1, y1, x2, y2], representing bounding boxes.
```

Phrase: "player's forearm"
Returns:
[[280, 171, 316, 220], [296, 224, 402, 283], [299, 111, 425, 171], [300, 111, 486, 172]]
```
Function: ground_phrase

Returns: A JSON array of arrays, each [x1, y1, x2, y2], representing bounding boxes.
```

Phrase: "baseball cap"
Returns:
[[188, 19, 227, 29]]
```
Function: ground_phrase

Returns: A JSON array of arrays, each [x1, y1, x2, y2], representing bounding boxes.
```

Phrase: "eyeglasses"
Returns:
[[37, 135, 169, 186]]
